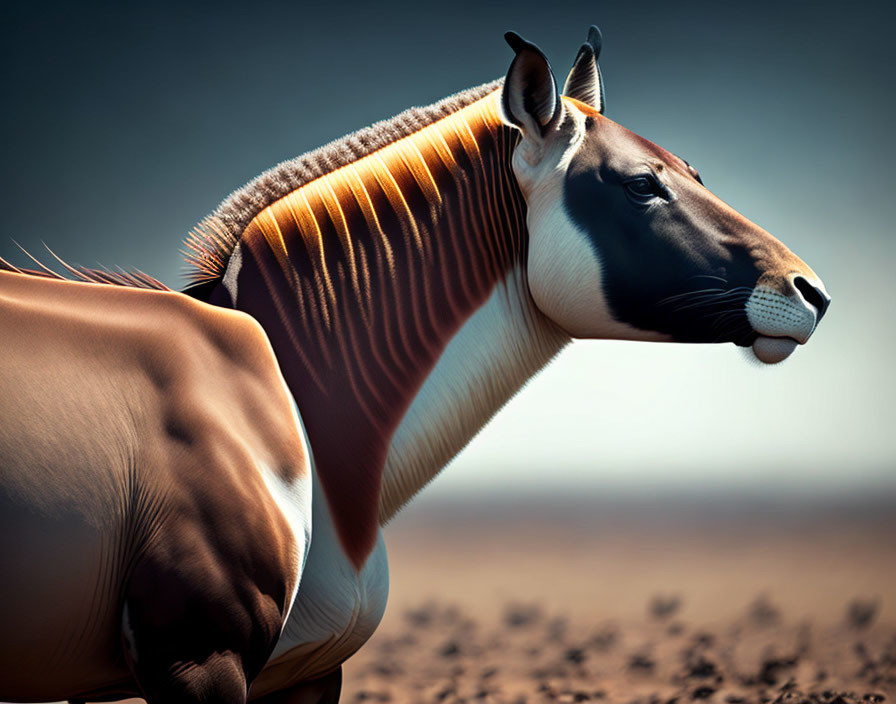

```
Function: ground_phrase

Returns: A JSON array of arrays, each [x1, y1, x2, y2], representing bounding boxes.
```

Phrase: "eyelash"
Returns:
[[623, 174, 666, 205]]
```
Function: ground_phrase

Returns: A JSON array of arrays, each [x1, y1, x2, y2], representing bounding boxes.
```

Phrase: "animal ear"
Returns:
[[501, 31, 562, 137], [562, 25, 605, 113]]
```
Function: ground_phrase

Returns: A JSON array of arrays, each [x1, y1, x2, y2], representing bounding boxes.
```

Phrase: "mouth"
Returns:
[[750, 335, 800, 365]]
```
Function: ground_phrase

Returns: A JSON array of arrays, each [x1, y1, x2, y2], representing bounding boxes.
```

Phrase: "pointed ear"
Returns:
[[501, 31, 562, 137], [562, 25, 605, 113]]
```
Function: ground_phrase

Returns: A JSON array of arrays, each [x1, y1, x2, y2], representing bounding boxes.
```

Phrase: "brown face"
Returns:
[[563, 104, 830, 361], [502, 27, 830, 364]]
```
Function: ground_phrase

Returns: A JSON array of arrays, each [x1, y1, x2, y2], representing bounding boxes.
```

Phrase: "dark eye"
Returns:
[[623, 175, 663, 205]]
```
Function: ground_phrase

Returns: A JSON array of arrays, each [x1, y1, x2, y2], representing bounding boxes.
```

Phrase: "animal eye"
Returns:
[[623, 175, 663, 204]]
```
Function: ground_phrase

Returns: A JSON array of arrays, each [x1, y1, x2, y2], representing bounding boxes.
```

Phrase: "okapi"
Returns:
[[0, 27, 829, 704]]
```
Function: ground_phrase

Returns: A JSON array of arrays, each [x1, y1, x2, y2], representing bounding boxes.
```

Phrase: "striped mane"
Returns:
[[0, 80, 500, 292], [184, 79, 502, 286]]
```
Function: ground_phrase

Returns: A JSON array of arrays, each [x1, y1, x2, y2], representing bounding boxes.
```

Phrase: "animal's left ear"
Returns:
[[562, 25, 605, 113], [501, 31, 562, 138]]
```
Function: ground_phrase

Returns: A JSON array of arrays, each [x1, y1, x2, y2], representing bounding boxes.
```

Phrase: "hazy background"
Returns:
[[2, 0, 893, 500]]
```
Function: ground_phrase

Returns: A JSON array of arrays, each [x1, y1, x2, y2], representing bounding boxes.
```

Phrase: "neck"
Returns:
[[379, 265, 567, 521], [205, 90, 569, 566]]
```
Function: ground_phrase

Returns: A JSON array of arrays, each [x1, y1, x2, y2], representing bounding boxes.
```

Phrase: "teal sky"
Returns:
[[2, 1, 893, 497]]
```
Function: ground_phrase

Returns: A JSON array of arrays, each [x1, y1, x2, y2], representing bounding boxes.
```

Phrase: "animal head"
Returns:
[[500, 27, 830, 364]]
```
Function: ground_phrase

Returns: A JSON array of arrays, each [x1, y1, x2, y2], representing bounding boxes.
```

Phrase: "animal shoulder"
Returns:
[[0, 271, 305, 482]]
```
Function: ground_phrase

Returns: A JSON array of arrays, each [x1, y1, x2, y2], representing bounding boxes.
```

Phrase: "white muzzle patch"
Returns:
[[745, 284, 818, 364]]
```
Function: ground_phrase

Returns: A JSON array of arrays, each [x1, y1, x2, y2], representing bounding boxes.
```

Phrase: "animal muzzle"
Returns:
[[745, 273, 831, 364]]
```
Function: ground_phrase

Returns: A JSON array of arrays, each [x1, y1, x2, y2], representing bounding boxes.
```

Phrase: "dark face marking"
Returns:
[[563, 114, 766, 346]]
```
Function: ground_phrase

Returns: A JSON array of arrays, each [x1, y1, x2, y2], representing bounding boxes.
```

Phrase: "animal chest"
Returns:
[[260, 479, 390, 687]]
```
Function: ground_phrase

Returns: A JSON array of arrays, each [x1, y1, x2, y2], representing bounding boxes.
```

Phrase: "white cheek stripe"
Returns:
[[526, 199, 669, 341], [522, 106, 669, 342]]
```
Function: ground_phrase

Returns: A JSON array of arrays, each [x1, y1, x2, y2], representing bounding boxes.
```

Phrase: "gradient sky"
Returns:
[[2, 1, 893, 496]]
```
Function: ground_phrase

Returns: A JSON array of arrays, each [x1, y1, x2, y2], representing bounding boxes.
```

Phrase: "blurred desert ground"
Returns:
[[339, 489, 896, 702], [374, 488, 896, 628]]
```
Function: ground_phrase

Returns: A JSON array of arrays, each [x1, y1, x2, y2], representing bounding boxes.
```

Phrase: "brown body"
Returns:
[[0, 271, 310, 702]]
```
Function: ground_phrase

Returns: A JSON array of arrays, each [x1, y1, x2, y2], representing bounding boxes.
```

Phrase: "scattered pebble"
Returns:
[[650, 594, 683, 621], [344, 597, 894, 704], [848, 599, 881, 630]]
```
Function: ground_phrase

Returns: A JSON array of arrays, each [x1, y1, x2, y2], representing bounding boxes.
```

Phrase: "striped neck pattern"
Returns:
[[208, 90, 535, 567]]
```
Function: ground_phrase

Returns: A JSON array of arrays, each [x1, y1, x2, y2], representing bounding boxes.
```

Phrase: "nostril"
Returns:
[[793, 275, 830, 322]]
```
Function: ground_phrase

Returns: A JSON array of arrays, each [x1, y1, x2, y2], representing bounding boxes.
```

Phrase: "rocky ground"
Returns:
[[344, 595, 894, 704], [342, 491, 896, 704]]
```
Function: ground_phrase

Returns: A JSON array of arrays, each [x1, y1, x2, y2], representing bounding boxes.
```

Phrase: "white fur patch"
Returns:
[[222, 243, 243, 305], [257, 453, 312, 630], [526, 196, 671, 342], [266, 470, 388, 680], [379, 268, 569, 522], [517, 104, 670, 342]]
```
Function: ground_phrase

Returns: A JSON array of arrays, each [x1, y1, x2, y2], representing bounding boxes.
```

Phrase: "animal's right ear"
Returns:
[[501, 32, 562, 138]]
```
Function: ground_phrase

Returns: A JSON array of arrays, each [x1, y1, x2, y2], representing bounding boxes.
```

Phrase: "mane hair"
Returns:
[[183, 79, 503, 285], [0, 248, 169, 291], [0, 80, 503, 293]]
